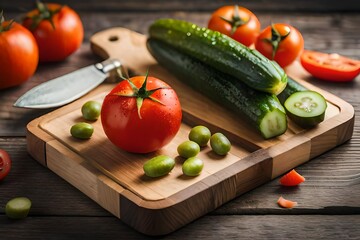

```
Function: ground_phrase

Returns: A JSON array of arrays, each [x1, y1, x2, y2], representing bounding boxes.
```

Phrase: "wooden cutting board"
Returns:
[[26, 27, 354, 236]]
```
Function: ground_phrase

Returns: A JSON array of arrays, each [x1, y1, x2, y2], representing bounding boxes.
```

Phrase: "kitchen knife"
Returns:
[[13, 59, 122, 109]]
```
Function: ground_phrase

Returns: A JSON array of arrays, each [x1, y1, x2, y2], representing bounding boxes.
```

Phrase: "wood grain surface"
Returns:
[[1, 1, 359, 239]]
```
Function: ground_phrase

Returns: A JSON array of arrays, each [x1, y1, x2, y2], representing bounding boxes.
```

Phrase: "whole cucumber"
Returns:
[[147, 39, 288, 139], [148, 18, 288, 95]]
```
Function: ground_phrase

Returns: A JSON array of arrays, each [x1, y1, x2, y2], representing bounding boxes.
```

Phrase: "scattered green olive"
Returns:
[[5, 197, 32, 219], [70, 122, 94, 139], [81, 100, 102, 121], [182, 157, 204, 176], [177, 140, 200, 158], [210, 132, 231, 155], [143, 155, 175, 177], [188, 125, 211, 147]]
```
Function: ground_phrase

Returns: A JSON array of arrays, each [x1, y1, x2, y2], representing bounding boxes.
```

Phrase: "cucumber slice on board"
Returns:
[[277, 77, 307, 104], [284, 91, 327, 128]]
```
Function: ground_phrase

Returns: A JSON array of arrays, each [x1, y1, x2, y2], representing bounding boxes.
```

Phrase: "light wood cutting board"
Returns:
[[26, 27, 354, 236]]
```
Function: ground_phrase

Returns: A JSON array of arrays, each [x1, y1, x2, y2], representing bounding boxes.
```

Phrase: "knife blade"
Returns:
[[13, 59, 122, 109]]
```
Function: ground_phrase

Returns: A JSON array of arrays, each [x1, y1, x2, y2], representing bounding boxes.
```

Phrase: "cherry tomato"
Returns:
[[101, 74, 182, 153], [255, 23, 304, 68], [0, 149, 12, 181], [300, 50, 360, 82], [0, 13, 39, 90], [208, 5, 260, 47], [22, 1, 84, 62]]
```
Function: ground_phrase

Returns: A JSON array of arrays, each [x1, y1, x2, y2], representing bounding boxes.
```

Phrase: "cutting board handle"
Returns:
[[90, 27, 156, 74]]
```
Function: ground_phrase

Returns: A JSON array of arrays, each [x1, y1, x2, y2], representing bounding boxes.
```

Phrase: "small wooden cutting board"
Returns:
[[26, 27, 354, 236]]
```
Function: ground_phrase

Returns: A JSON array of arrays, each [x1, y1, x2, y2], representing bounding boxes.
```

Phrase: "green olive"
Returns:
[[188, 125, 211, 147], [143, 155, 175, 178], [182, 157, 204, 176], [177, 140, 200, 158], [70, 122, 94, 139], [5, 197, 32, 219], [210, 133, 231, 155], [81, 100, 102, 121]]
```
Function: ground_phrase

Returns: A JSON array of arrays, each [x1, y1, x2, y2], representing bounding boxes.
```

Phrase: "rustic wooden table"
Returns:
[[1, 1, 359, 239]]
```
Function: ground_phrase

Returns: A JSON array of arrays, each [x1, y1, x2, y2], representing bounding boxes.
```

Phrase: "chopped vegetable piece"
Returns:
[[284, 91, 327, 128], [277, 77, 307, 105], [277, 196, 297, 208], [279, 169, 305, 186], [300, 50, 360, 82], [5, 197, 32, 219]]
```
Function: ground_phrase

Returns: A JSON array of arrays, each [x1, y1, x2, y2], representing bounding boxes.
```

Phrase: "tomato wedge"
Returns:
[[300, 50, 360, 82], [279, 169, 305, 186], [277, 196, 298, 208]]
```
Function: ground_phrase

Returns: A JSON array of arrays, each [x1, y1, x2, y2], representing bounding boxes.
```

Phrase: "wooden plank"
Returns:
[[2, 0, 360, 12], [0, 215, 359, 239], [46, 140, 124, 218]]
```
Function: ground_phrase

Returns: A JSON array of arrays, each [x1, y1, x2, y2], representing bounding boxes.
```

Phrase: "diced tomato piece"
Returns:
[[277, 196, 298, 208], [279, 169, 305, 186]]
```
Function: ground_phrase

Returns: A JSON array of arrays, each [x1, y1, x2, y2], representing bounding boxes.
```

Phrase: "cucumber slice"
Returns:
[[5, 197, 32, 219], [284, 91, 327, 128], [277, 77, 307, 104]]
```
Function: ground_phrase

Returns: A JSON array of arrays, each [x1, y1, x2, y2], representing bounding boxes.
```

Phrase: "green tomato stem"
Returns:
[[112, 70, 169, 119], [0, 11, 14, 32], [219, 5, 250, 35], [262, 24, 291, 59], [25, 0, 63, 30]]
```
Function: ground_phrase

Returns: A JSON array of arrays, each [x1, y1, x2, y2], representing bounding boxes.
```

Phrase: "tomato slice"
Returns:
[[300, 50, 360, 82], [279, 169, 305, 186], [277, 196, 298, 208], [0, 149, 12, 181]]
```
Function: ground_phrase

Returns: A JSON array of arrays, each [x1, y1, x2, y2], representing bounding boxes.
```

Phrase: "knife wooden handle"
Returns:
[[90, 27, 156, 74]]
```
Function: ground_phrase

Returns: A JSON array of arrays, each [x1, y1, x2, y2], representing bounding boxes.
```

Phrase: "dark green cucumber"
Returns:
[[147, 39, 287, 139], [278, 77, 307, 104], [148, 18, 287, 95], [284, 91, 327, 128]]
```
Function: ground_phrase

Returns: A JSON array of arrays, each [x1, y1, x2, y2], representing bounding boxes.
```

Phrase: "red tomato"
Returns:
[[22, 2, 84, 62], [300, 50, 360, 82], [255, 23, 304, 68], [208, 5, 260, 47], [101, 75, 182, 153], [0, 14, 39, 90], [279, 169, 305, 186], [0, 149, 12, 181]]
